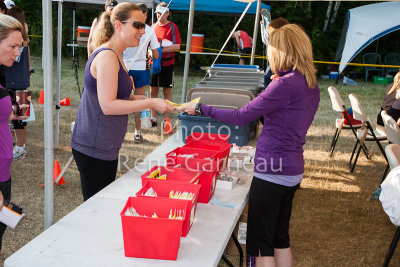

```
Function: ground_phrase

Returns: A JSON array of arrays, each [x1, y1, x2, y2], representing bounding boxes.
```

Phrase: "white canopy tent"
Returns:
[[336, 1, 400, 74]]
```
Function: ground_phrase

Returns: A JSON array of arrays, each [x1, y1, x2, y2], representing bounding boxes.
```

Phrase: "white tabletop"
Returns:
[[5, 131, 252, 267]]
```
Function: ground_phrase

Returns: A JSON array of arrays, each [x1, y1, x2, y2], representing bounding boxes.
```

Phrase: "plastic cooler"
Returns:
[[136, 180, 201, 237], [76, 26, 90, 37], [120, 197, 187, 260], [183, 140, 231, 170], [185, 132, 230, 143], [141, 166, 201, 186], [166, 147, 221, 203]]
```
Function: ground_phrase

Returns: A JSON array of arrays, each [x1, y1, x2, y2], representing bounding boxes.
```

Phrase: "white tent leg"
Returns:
[[181, 0, 196, 103], [55, 1, 63, 149], [43, 0, 54, 230], [250, 0, 261, 65]]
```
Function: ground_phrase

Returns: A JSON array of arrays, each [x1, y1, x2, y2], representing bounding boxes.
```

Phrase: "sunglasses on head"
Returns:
[[122, 21, 146, 30]]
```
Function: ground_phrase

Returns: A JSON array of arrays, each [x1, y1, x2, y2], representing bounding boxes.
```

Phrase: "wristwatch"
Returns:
[[195, 102, 203, 115]]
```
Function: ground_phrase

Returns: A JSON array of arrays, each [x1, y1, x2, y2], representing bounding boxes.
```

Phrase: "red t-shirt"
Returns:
[[153, 21, 181, 67], [238, 31, 252, 49]]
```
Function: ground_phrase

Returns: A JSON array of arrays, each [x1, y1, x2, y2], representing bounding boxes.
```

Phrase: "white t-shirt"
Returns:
[[123, 25, 160, 71]]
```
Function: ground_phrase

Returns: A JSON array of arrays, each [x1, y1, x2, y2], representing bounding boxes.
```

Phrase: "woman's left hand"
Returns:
[[176, 102, 197, 115]]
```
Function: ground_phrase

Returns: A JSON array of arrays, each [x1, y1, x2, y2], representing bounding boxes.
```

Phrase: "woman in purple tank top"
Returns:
[[0, 14, 28, 251], [71, 2, 174, 201]]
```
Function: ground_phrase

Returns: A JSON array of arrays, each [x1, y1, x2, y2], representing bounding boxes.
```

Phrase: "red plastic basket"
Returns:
[[141, 166, 201, 186], [183, 140, 232, 170], [166, 146, 220, 167], [185, 132, 230, 144], [166, 151, 220, 203], [120, 197, 187, 260], [136, 180, 201, 237]]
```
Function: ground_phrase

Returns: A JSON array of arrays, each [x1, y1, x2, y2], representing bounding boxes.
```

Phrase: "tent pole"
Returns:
[[43, 0, 54, 230], [72, 9, 76, 66], [250, 0, 261, 65], [55, 1, 63, 149], [181, 0, 195, 104]]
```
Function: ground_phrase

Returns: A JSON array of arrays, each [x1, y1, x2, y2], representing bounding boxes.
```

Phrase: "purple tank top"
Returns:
[[71, 48, 133, 160]]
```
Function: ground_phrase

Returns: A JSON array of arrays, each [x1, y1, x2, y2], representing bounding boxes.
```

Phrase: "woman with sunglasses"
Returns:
[[72, 2, 174, 201], [0, 13, 28, 251]]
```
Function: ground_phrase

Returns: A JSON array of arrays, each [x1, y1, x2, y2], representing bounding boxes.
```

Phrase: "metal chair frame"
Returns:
[[348, 94, 387, 172], [327, 86, 367, 157]]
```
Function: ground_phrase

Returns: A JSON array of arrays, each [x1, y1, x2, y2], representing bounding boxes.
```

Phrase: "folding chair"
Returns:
[[363, 52, 383, 81], [384, 52, 400, 75], [380, 110, 400, 182], [327, 86, 364, 157], [348, 94, 387, 172]]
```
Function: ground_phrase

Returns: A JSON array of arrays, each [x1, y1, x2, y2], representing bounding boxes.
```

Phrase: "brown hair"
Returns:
[[267, 24, 317, 89], [7, 6, 27, 44], [137, 3, 148, 14], [91, 2, 141, 50], [269, 17, 289, 30], [0, 13, 22, 44], [387, 71, 400, 95]]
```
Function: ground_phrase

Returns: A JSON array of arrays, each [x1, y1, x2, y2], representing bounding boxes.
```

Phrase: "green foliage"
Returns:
[[15, 1, 400, 72]]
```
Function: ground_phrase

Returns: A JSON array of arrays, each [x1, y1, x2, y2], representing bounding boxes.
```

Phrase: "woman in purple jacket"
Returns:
[[179, 24, 320, 266], [0, 14, 27, 251]]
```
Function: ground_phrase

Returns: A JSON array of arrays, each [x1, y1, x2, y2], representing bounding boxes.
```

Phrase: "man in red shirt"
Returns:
[[232, 30, 252, 65], [150, 2, 181, 130]]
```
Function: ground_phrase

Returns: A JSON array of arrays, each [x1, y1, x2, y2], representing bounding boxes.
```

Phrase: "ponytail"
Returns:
[[90, 2, 141, 51], [91, 12, 114, 51]]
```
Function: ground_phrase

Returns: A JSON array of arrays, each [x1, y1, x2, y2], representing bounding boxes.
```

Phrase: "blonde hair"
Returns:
[[0, 13, 22, 43], [267, 24, 317, 89], [387, 71, 400, 95], [91, 2, 140, 50]]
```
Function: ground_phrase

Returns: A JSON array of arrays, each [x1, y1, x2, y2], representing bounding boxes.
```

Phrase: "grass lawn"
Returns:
[[0, 55, 397, 266]]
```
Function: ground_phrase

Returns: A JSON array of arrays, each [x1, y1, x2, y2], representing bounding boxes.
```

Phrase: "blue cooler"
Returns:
[[179, 113, 252, 146]]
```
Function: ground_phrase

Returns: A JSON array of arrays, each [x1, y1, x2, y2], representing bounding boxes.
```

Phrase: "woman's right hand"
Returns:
[[151, 98, 175, 113]]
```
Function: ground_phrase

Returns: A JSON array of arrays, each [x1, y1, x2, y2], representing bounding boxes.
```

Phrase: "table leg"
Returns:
[[231, 232, 243, 267], [221, 255, 234, 267]]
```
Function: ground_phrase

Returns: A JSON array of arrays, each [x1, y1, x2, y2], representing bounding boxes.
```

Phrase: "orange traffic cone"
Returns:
[[60, 97, 70, 106], [53, 160, 66, 185], [164, 117, 173, 135], [38, 89, 44, 104]]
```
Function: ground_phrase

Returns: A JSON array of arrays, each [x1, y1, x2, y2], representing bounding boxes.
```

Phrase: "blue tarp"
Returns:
[[168, 0, 270, 15]]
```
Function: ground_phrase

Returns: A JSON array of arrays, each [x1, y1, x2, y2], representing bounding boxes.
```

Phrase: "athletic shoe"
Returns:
[[13, 146, 26, 159], [151, 119, 158, 127], [134, 134, 143, 143]]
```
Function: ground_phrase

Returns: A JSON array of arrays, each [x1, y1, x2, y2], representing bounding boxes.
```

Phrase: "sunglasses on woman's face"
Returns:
[[122, 21, 146, 30]]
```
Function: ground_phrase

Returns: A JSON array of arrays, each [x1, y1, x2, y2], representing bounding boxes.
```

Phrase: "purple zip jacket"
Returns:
[[201, 69, 320, 176]]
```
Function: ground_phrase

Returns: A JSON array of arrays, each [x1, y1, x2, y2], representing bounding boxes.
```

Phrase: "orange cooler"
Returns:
[[190, 34, 204, 52]]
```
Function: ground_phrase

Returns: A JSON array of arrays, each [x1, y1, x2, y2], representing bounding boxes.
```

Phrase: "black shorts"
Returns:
[[150, 65, 174, 88], [8, 89, 27, 129], [239, 47, 252, 62], [246, 177, 299, 257]]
